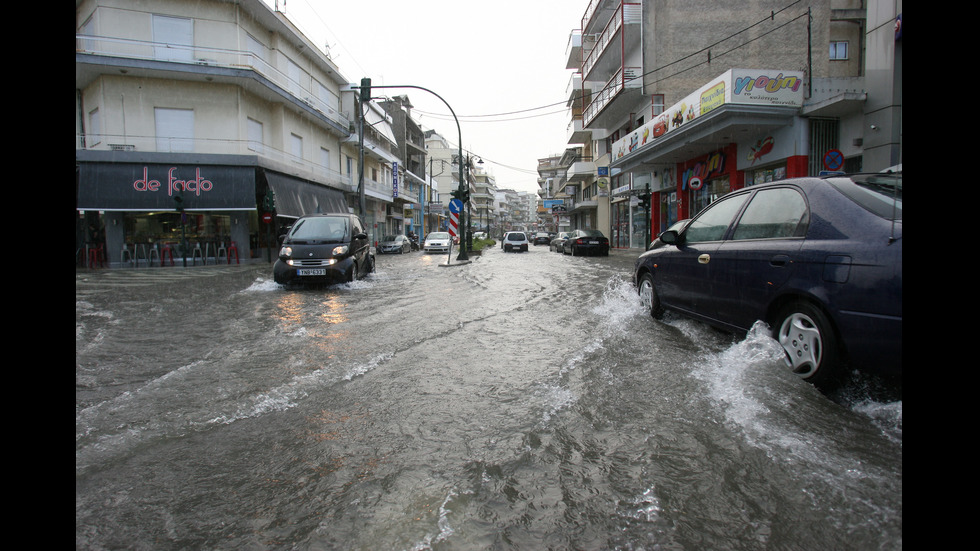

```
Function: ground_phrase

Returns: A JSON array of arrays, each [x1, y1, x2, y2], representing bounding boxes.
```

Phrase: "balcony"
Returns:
[[581, 2, 642, 83], [565, 30, 583, 70], [583, 66, 643, 130], [75, 34, 351, 135]]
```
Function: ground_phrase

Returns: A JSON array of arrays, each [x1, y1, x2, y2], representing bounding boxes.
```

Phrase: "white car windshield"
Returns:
[[427, 233, 450, 240]]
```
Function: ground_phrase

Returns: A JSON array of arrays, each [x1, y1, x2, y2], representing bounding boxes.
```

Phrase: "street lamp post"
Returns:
[[356, 80, 468, 261]]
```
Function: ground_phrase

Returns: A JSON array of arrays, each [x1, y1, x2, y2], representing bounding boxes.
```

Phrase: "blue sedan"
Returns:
[[634, 173, 902, 390]]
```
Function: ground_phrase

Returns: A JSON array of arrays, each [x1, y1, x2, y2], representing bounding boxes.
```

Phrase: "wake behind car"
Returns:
[[273, 213, 374, 285], [633, 173, 902, 390], [423, 232, 453, 253], [563, 229, 610, 256], [501, 231, 529, 252]]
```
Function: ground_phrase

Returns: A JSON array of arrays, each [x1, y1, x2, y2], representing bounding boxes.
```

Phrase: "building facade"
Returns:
[[560, 0, 902, 248], [75, 0, 411, 267]]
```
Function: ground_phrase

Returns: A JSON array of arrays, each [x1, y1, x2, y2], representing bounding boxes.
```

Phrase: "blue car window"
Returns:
[[684, 193, 748, 243], [732, 188, 808, 240]]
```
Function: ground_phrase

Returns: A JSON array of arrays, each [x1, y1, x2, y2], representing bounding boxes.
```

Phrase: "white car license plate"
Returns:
[[589, 241, 599, 244], [298, 268, 326, 276]]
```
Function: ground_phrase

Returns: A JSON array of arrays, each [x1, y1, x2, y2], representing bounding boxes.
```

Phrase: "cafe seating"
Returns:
[[191, 242, 204, 265], [120, 244, 134, 267], [161, 243, 175, 266]]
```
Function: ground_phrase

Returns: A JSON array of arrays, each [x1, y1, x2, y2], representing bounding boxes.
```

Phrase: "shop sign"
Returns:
[[392, 161, 399, 198], [612, 69, 804, 163], [682, 151, 726, 190], [77, 163, 255, 211]]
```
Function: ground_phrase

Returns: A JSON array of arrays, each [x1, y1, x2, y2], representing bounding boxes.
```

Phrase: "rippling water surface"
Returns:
[[76, 247, 901, 549]]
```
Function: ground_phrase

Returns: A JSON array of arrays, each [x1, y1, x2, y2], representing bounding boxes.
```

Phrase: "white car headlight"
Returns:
[[280, 246, 292, 256], [332, 245, 349, 256]]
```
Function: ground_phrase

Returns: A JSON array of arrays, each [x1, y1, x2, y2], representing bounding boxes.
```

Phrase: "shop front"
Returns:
[[76, 152, 349, 267], [609, 69, 808, 235]]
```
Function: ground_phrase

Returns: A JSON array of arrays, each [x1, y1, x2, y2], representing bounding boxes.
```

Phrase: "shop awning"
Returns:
[[77, 162, 256, 211], [263, 171, 350, 219]]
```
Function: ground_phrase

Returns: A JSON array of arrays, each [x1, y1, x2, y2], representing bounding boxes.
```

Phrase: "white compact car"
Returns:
[[423, 232, 453, 253], [501, 232, 529, 252]]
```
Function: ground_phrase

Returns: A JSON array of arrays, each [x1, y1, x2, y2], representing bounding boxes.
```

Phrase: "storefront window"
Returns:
[[122, 211, 233, 252], [690, 176, 731, 217]]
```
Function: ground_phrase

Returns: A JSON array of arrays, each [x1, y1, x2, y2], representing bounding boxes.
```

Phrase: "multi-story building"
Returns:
[[75, 0, 404, 266], [469, 164, 496, 236], [561, 0, 902, 248]]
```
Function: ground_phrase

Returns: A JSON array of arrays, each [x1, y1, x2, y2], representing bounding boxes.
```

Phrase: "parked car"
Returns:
[[563, 229, 610, 256], [423, 232, 453, 253], [273, 213, 374, 285], [550, 232, 571, 253], [378, 234, 412, 254], [532, 232, 552, 245], [648, 219, 690, 251], [633, 173, 902, 389], [501, 231, 529, 252]]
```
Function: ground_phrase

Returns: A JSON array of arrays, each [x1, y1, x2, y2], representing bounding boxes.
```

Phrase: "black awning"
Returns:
[[263, 171, 349, 219], [77, 162, 256, 211]]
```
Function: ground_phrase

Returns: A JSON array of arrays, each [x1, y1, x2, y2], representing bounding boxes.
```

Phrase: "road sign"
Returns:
[[448, 210, 459, 238], [823, 149, 844, 172], [449, 198, 463, 214]]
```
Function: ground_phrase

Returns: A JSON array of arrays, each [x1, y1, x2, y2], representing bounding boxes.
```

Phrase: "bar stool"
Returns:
[[88, 244, 105, 268], [227, 241, 239, 264], [134, 244, 148, 268], [191, 242, 204, 265], [148, 244, 161, 267], [161, 243, 175, 266], [120, 244, 134, 267], [216, 242, 227, 264]]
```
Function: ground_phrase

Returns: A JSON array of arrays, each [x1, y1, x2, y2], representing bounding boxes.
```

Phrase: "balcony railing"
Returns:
[[583, 66, 642, 127], [76, 34, 351, 130]]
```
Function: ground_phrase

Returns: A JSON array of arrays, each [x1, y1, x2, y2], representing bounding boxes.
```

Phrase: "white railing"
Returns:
[[76, 34, 350, 130], [583, 66, 642, 126]]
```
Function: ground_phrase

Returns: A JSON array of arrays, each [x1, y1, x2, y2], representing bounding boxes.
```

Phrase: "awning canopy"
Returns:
[[263, 171, 349, 219]]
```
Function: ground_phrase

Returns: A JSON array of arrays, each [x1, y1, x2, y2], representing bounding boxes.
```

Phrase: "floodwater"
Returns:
[[76, 245, 901, 550]]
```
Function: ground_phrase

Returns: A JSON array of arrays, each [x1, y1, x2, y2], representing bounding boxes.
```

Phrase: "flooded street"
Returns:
[[76, 246, 902, 550]]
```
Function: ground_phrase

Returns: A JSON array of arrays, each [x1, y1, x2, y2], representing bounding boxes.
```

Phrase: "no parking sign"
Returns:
[[823, 149, 844, 172]]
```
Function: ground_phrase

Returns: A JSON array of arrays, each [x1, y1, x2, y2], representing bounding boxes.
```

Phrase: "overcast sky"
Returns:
[[262, 0, 585, 193]]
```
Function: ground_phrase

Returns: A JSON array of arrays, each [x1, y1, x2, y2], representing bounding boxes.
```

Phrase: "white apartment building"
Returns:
[[75, 0, 401, 266]]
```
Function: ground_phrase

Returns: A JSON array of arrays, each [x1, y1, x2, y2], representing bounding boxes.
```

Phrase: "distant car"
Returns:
[[423, 232, 453, 253], [563, 229, 610, 256], [648, 219, 690, 251], [501, 231, 529, 252], [378, 234, 412, 254], [473, 231, 488, 240], [533, 232, 551, 245], [550, 232, 571, 252], [273, 213, 374, 285], [633, 173, 903, 390]]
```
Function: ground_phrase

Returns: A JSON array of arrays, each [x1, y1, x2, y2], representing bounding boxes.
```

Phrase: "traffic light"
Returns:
[[263, 189, 276, 212], [359, 77, 371, 102], [174, 189, 184, 213]]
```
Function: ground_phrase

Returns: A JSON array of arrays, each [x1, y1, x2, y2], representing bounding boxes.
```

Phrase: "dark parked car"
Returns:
[[563, 229, 610, 256], [378, 234, 412, 254], [273, 213, 374, 285], [633, 173, 902, 389], [550, 232, 571, 252], [532, 232, 552, 245]]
